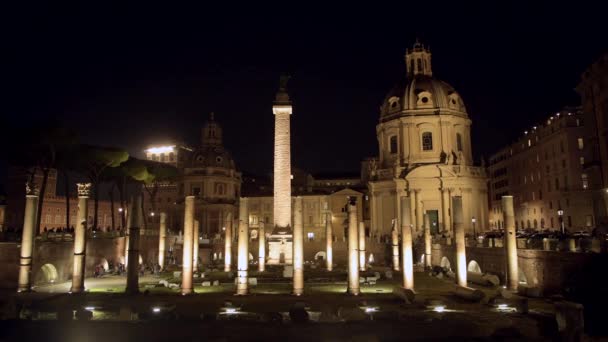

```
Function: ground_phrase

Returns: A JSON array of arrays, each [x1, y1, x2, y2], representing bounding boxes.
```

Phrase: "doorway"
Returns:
[[426, 210, 439, 234]]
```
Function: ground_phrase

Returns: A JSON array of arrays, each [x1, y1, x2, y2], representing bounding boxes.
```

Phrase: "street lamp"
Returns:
[[472, 217, 477, 238], [557, 207, 565, 235]]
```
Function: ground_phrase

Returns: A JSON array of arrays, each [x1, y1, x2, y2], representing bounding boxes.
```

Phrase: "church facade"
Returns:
[[367, 42, 489, 239]]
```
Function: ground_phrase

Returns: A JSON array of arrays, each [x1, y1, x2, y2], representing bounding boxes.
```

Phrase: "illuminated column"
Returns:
[[258, 221, 266, 272], [17, 183, 39, 293], [293, 197, 304, 295], [453, 196, 467, 287], [193, 219, 199, 273], [181, 195, 195, 295], [414, 190, 423, 237], [502, 196, 519, 290], [391, 219, 400, 271], [423, 213, 432, 268], [126, 195, 143, 295], [325, 211, 333, 271], [158, 212, 167, 270], [224, 212, 232, 272], [441, 188, 451, 234], [236, 197, 249, 295], [70, 183, 91, 293], [347, 197, 360, 295], [358, 222, 366, 271], [272, 78, 292, 231], [400, 196, 414, 290]]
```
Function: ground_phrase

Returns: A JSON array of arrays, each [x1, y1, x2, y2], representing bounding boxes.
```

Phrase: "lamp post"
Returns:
[[557, 207, 565, 235], [471, 217, 476, 239]]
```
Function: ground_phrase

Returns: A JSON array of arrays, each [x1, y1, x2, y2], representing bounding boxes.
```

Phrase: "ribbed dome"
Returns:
[[380, 74, 467, 119]]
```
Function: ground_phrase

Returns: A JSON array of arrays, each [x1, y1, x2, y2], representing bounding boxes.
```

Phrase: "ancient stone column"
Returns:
[[258, 221, 265, 272], [423, 213, 432, 268], [414, 190, 423, 236], [325, 211, 333, 271], [452, 196, 467, 287], [193, 219, 199, 273], [236, 197, 249, 295], [358, 221, 366, 271], [293, 196, 304, 295], [181, 195, 195, 295], [441, 188, 451, 234], [347, 197, 360, 295], [501, 196, 518, 290], [224, 212, 232, 272], [391, 219, 400, 271], [70, 183, 91, 293], [126, 195, 143, 295], [272, 79, 292, 231], [17, 182, 39, 293], [158, 212, 167, 270], [400, 196, 414, 290]]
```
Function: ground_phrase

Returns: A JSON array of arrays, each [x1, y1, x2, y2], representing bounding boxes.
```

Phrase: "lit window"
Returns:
[[582, 174, 588, 189], [422, 132, 433, 151], [577, 138, 584, 150], [307, 232, 314, 241], [579, 157, 585, 165], [527, 139, 531, 147]]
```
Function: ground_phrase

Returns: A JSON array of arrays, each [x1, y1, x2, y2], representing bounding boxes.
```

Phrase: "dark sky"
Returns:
[[3, 2, 606, 180]]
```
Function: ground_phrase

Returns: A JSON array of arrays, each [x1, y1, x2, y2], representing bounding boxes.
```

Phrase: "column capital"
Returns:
[[76, 183, 92, 198], [25, 182, 39, 197]]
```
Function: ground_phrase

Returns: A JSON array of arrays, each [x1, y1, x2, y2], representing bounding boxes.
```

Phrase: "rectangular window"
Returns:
[[568, 216, 572, 227], [422, 132, 433, 151], [577, 138, 584, 150], [389, 136, 398, 154], [555, 178, 560, 190], [579, 157, 585, 165], [586, 215, 593, 227]]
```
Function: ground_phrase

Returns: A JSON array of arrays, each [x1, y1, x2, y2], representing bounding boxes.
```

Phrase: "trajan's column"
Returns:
[[268, 75, 293, 265]]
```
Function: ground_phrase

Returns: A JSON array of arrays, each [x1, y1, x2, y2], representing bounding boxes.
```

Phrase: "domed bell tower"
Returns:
[[405, 40, 432, 77]]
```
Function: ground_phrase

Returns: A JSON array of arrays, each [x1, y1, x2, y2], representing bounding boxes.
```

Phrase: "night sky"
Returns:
[[3, 2, 606, 182]]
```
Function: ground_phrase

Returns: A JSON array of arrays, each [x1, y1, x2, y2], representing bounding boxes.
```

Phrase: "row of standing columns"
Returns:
[[17, 182, 147, 294]]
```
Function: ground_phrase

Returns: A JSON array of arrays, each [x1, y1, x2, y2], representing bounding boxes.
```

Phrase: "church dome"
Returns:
[[380, 42, 467, 120], [185, 112, 236, 170]]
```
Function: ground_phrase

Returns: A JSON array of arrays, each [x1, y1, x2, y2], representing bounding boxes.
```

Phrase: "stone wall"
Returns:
[[431, 243, 608, 295]]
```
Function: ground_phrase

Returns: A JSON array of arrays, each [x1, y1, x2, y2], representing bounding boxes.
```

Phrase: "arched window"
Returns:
[[456, 133, 463, 152], [389, 136, 398, 154], [422, 132, 433, 151]]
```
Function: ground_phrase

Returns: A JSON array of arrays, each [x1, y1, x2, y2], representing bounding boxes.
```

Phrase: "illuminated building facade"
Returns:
[[577, 53, 608, 223], [488, 107, 606, 231]]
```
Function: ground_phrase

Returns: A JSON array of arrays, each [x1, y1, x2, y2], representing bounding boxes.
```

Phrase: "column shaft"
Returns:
[[258, 221, 266, 272], [17, 192, 39, 292], [423, 213, 432, 268], [392, 219, 400, 271], [441, 188, 451, 234], [71, 192, 89, 293], [158, 212, 167, 270], [358, 222, 366, 271], [415, 190, 423, 237], [347, 197, 360, 295], [502, 196, 519, 290], [224, 212, 232, 272], [453, 196, 467, 287], [293, 197, 304, 295], [126, 195, 142, 294], [236, 197, 249, 295], [273, 111, 291, 228], [326, 212, 333, 271], [401, 196, 414, 289], [181, 196, 195, 295], [193, 219, 199, 273]]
